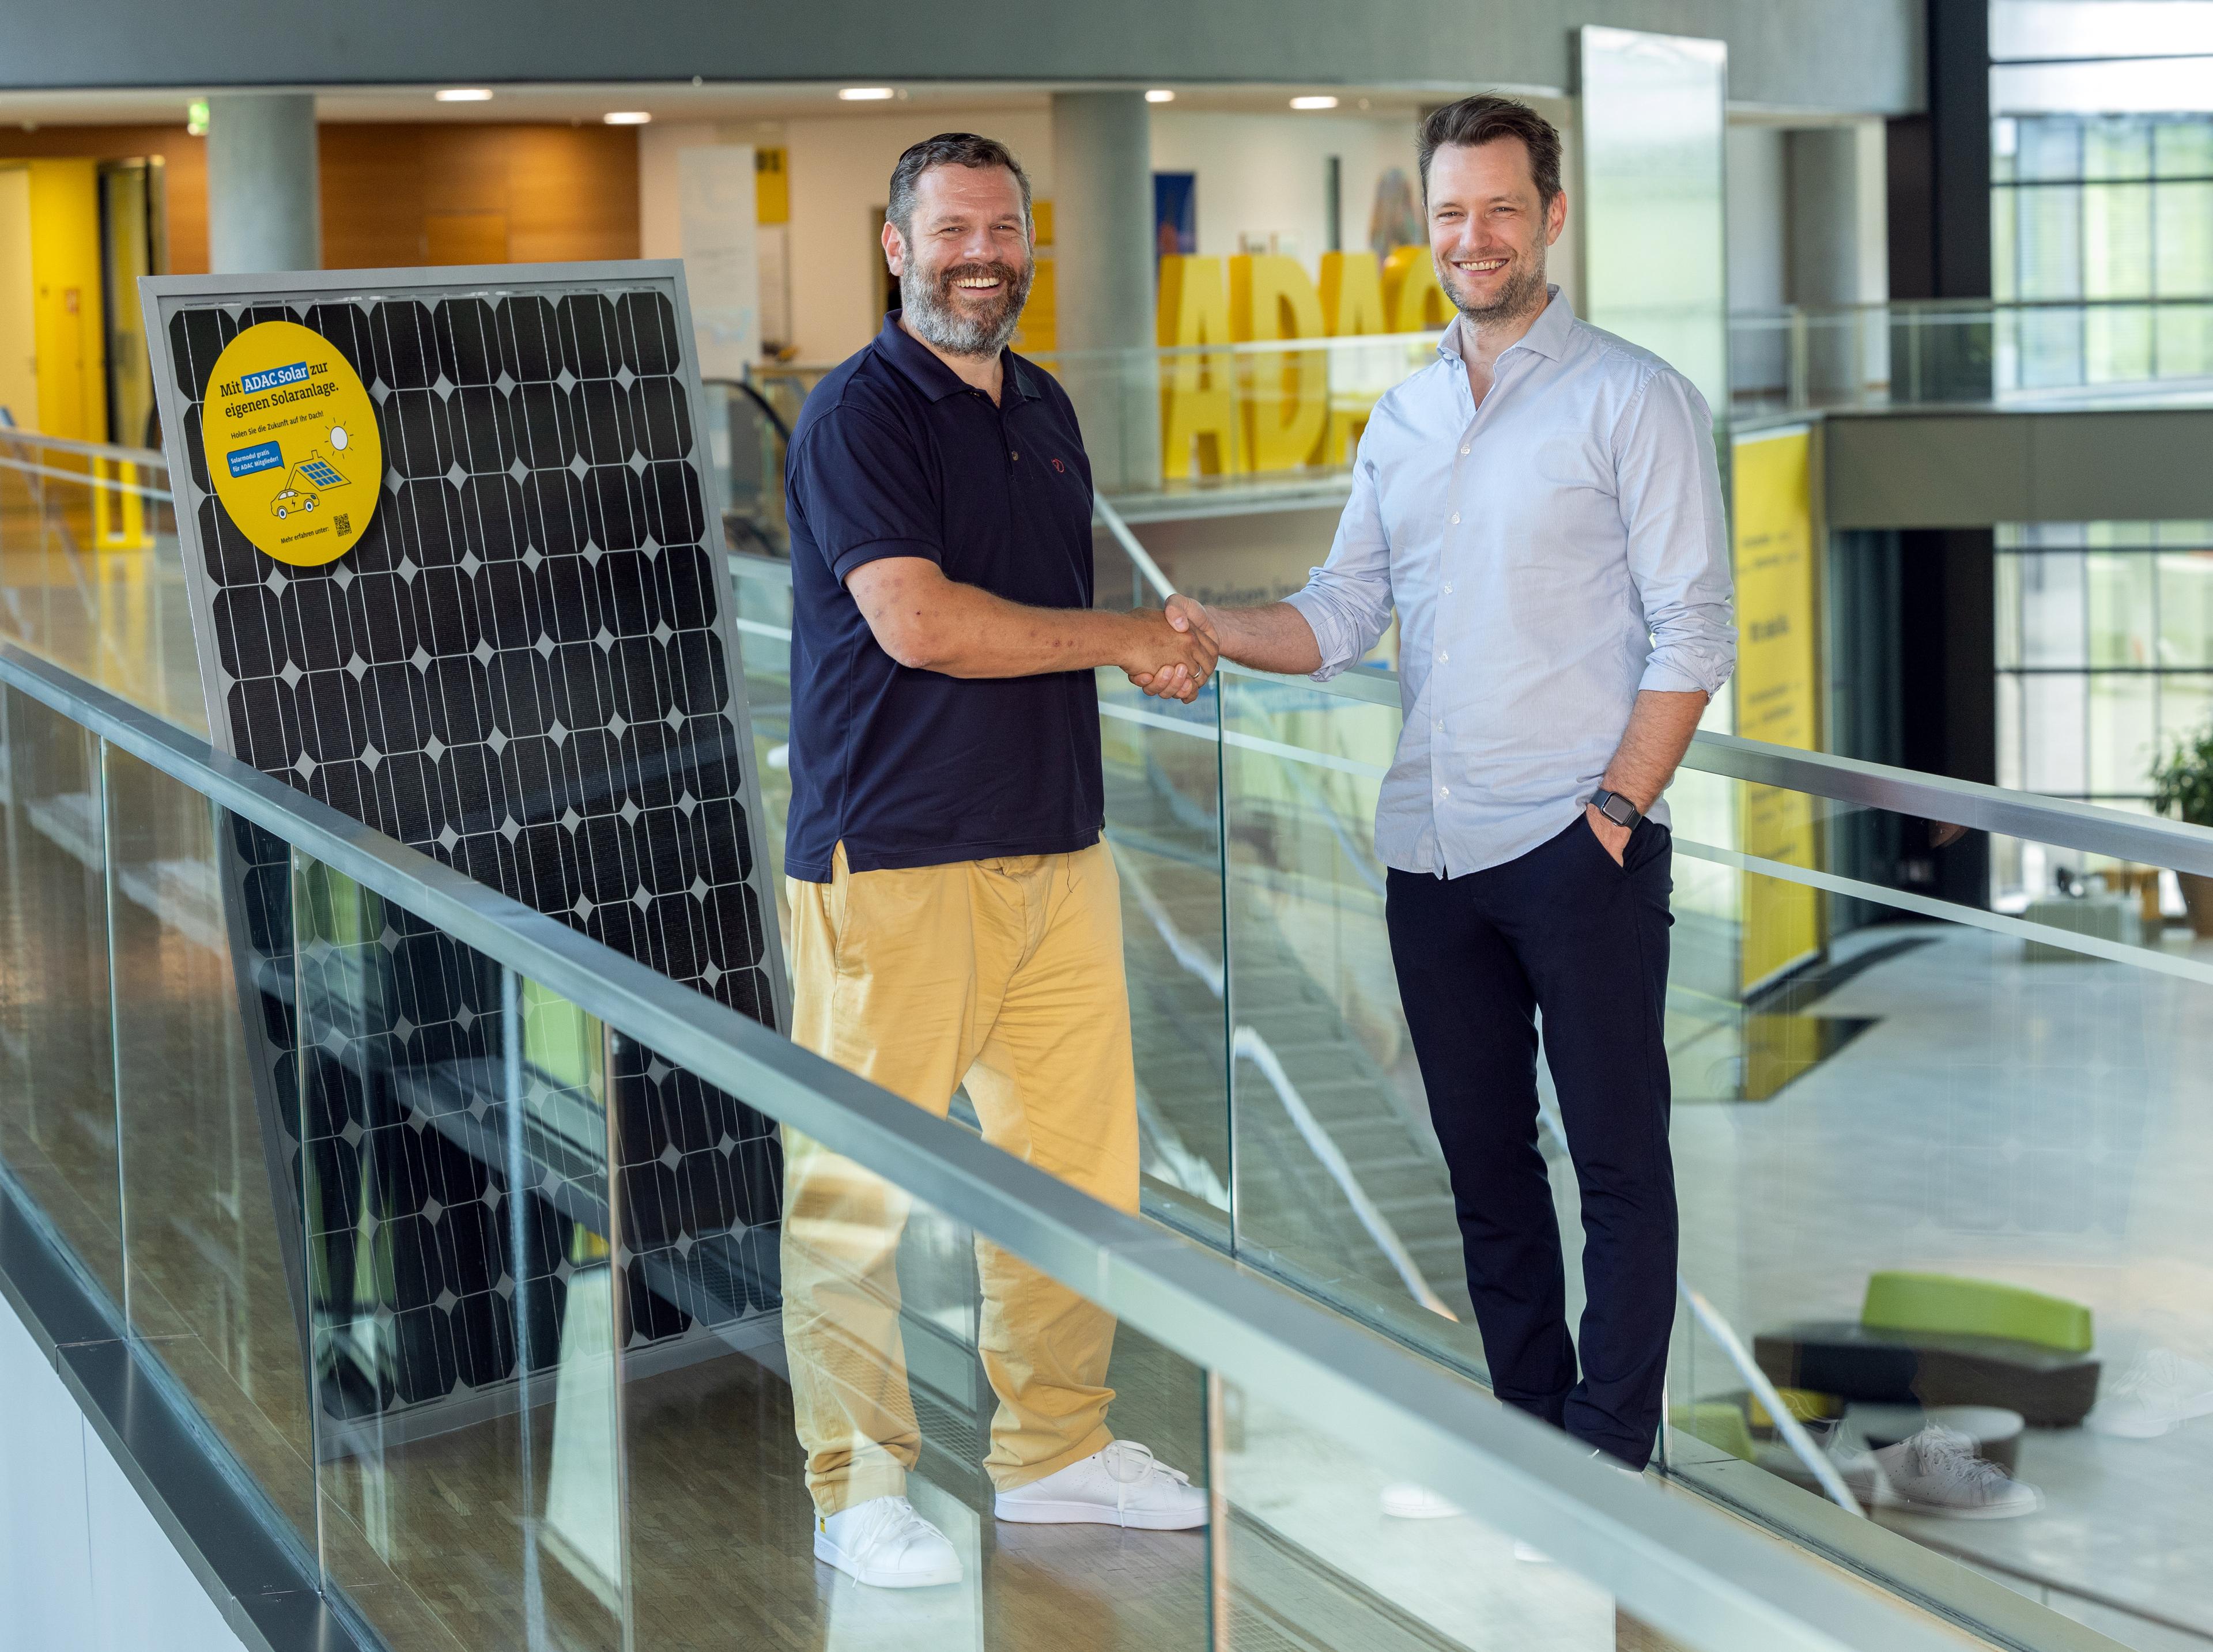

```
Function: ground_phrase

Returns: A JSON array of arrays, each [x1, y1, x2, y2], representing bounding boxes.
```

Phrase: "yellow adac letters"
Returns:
[[201, 320, 382, 568]]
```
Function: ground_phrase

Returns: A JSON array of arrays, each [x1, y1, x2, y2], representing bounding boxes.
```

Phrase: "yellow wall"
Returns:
[[27, 159, 105, 443]]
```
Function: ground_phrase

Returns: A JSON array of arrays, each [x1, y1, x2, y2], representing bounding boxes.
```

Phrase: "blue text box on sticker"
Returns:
[[227, 440, 283, 479], [240, 361, 310, 394]]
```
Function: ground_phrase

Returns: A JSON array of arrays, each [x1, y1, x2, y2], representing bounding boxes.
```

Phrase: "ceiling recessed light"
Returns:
[[1146, 89, 1176, 104], [839, 87, 897, 101], [603, 111, 652, 125], [436, 89, 493, 103], [1290, 95, 1340, 111]]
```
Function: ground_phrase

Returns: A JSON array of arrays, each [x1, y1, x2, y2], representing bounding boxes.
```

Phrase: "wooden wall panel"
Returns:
[[318, 124, 426, 269], [506, 126, 640, 264], [0, 122, 639, 278]]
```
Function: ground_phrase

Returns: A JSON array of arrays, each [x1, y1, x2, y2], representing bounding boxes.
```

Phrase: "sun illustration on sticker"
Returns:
[[329, 424, 350, 451]]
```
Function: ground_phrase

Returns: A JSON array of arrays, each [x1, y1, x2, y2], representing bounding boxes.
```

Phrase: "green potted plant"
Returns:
[[2150, 725, 2213, 936]]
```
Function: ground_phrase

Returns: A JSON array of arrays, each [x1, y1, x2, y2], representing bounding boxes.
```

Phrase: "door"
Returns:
[[0, 167, 36, 429], [99, 158, 165, 449]]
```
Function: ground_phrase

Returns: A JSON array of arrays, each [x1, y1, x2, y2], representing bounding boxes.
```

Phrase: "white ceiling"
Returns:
[[0, 80, 1503, 131]]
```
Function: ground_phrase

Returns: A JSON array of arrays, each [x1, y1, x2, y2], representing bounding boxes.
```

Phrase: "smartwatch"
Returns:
[[1589, 788, 1642, 829]]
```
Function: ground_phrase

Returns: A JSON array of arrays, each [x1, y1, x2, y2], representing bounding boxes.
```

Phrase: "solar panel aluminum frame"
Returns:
[[138, 262, 792, 1441]]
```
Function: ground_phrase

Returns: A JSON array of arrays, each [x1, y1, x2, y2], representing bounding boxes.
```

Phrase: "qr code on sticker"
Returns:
[[333, 513, 350, 535]]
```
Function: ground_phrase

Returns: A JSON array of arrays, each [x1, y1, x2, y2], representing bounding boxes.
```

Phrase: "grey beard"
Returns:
[[1445, 251, 1548, 328], [900, 260, 1034, 357]]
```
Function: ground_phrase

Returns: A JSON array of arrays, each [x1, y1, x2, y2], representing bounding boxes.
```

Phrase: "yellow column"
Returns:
[[1229, 254, 1328, 472], [1156, 255, 1238, 478]]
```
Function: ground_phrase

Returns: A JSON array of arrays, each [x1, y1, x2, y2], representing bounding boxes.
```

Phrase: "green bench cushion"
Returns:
[[1861, 1271, 2093, 1355]]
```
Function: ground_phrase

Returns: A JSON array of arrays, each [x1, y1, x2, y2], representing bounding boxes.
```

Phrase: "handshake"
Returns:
[[1123, 594, 1218, 704]]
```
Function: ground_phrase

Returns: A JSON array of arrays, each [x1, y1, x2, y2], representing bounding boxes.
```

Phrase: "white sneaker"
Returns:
[[814, 1495, 962, 1588], [1871, 1427, 2043, 1519], [994, 1440, 1209, 1529], [2088, 1349, 2213, 1439], [1380, 1483, 1462, 1519]]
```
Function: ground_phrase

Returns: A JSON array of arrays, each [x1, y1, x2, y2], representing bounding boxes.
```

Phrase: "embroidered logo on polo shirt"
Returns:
[[1051, 458, 1066, 473]]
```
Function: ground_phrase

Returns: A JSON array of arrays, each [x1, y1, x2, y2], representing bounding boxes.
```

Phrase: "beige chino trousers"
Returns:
[[779, 841, 1141, 1514]]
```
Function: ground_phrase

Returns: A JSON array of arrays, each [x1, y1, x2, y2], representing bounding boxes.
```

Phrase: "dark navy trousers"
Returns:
[[1385, 814, 1677, 1468]]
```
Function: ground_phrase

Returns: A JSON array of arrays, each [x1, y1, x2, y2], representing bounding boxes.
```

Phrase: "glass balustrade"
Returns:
[[1207, 659, 2213, 1650], [6, 431, 2208, 1649], [0, 430, 202, 730], [0, 646, 1991, 1652]]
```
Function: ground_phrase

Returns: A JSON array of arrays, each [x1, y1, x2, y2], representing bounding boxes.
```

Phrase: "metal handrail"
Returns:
[[0, 638, 2009, 1652], [0, 429, 168, 467]]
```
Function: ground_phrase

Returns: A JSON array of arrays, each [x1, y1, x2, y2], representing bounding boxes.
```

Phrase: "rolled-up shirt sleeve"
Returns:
[[1283, 433, 1396, 681], [1614, 368, 1735, 697]]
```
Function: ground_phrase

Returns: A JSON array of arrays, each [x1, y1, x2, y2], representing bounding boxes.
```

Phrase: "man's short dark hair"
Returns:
[[1417, 95, 1563, 207], [887, 133, 1034, 240]]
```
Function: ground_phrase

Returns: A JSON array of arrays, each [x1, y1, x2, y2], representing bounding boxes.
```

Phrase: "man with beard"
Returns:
[[1153, 96, 1734, 1487], [779, 133, 1211, 1590]]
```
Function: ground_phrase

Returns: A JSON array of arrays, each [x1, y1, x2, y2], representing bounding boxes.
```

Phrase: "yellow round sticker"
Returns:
[[199, 319, 383, 567]]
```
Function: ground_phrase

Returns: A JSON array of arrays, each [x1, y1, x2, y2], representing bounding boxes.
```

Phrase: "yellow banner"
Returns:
[[1734, 426, 1821, 995]]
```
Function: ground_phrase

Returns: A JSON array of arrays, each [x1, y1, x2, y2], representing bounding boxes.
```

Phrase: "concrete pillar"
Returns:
[[207, 94, 320, 274], [1051, 90, 1160, 495], [1787, 123, 1888, 400]]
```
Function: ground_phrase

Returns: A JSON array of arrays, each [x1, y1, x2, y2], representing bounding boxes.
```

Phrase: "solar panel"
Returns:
[[144, 268, 789, 1428]]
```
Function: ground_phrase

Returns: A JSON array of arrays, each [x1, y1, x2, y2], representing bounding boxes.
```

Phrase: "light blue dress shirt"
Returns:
[[1283, 287, 1735, 878]]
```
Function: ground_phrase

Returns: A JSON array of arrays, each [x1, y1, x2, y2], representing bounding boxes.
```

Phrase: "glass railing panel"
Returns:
[[1213, 666, 1487, 1371], [0, 438, 201, 731], [1037, 335, 1441, 500], [1657, 765, 2213, 1650], [616, 1039, 1214, 1649], [730, 545, 1238, 1234], [104, 741, 318, 1551], [1213, 1377, 1773, 1652], [0, 683, 123, 1303], [1729, 300, 2213, 418], [1092, 526, 1234, 1232], [1213, 666, 2211, 1647], [289, 850, 624, 1652], [728, 553, 793, 905], [702, 379, 791, 560], [628, 1031, 1766, 1652]]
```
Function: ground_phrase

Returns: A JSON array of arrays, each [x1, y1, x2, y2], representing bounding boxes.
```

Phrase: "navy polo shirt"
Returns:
[[783, 312, 1103, 883]]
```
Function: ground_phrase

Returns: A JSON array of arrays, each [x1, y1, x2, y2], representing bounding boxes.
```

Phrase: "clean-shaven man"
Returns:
[[781, 133, 1211, 1591], [1159, 96, 1734, 1476]]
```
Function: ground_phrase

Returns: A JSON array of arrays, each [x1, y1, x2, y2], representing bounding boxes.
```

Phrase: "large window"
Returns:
[[1993, 114, 2213, 385], [1996, 520, 2213, 810]]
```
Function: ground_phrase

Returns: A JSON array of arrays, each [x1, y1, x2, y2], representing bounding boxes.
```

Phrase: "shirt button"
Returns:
[[1450, 512, 1461, 524], [1010, 451, 1019, 461], [1444, 582, 1453, 594], [1439, 786, 1450, 797], [1438, 650, 1449, 662], [1460, 445, 1471, 456]]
